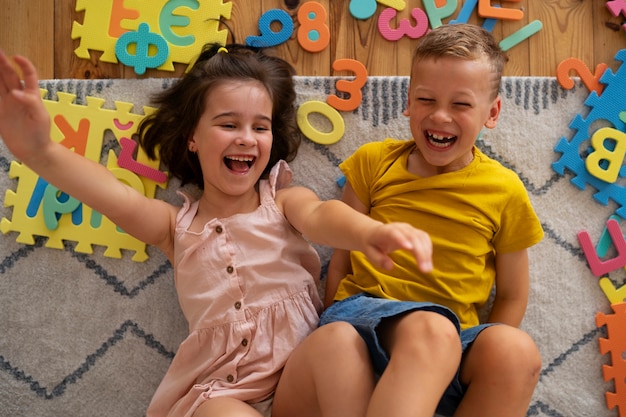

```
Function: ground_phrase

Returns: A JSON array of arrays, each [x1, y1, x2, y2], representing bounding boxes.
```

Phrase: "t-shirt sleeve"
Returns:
[[494, 176, 544, 253], [339, 141, 385, 209]]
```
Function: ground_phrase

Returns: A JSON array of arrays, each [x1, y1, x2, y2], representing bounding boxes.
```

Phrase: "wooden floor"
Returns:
[[0, 0, 625, 79]]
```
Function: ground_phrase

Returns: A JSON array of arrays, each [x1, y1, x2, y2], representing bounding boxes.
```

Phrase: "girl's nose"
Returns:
[[235, 128, 257, 146]]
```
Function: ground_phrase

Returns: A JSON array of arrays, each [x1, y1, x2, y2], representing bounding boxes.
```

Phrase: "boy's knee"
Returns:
[[479, 326, 541, 378], [384, 311, 461, 359]]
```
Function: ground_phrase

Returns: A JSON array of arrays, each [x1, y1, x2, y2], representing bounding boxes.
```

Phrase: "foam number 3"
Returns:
[[378, 7, 429, 41], [297, 2, 330, 53], [327, 59, 367, 112], [246, 9, 294, 48], [557, 57, 608, 95]]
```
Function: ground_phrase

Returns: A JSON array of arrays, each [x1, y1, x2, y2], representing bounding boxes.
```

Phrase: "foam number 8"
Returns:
[[246, 9, 294, 48], [297, 101, 345, 145], [297, 2, 330, 53], [327, 59, 367, 112]]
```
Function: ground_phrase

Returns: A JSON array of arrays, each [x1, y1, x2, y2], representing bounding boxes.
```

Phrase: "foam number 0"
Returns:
[[327, 59, 367, 112], [297, 101, 345, 145], [557, 57, 608, 95], [246, 9, 294, 48], [378, 7, 429, 41], [297, 2, 330, 53]]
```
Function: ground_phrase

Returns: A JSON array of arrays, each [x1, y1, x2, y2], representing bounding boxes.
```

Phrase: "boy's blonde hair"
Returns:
[[411, 24, 508, 99]]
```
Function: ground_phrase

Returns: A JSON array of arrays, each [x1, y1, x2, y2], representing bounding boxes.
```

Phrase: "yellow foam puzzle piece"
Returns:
[[1, 89, 161, 262]]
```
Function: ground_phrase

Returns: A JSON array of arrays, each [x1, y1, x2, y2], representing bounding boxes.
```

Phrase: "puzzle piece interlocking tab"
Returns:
[[596, 302, 626, 416], [71, 0, 233, 73], [1, 90, 162, 262]]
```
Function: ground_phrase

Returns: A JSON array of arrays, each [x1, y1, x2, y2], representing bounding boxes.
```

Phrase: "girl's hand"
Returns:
[[0, 51, 52, 163], [363, 222, 433, 273]]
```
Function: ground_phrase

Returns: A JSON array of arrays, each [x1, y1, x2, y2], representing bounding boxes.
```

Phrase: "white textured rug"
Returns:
[[0, 74, 622, 417]]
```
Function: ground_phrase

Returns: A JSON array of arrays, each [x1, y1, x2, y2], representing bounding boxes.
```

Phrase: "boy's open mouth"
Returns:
[[225, 156, 255, 173], [426, 131, 456, 148]]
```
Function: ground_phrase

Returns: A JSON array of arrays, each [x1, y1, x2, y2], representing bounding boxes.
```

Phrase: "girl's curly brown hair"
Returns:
[[137, 43, 301, 189]]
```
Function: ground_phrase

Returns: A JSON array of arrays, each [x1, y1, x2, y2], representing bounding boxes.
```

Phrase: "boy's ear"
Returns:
[[403, 96, 411, 117], [484, 96, 502, 129]]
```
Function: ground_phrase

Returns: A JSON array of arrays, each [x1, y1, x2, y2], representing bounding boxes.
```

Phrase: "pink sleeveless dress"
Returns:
[[146, 161, 323, 417]]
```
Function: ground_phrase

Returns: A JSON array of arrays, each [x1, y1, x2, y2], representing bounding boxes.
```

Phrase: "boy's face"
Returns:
[[405, 56, 501, 175]]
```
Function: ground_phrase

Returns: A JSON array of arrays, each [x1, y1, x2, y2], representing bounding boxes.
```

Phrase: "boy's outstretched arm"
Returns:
[[277, 184, 433, 277], [0, 52, 177, 259]]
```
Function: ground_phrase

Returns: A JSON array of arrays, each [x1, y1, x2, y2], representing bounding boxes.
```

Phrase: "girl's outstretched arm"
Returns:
[[277, 185, 432, 274], [0, 52, 177, 260]]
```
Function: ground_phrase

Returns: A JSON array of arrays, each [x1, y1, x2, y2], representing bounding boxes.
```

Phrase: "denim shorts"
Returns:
[[319, 293, 497, 416]]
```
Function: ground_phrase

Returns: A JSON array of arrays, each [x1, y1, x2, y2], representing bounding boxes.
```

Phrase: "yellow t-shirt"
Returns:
[[336, 139, 544, 329]]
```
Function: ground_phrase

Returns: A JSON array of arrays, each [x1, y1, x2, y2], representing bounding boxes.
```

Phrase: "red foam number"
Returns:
[[297, 1, 330, 53], [557, 57, 608, 95], [327, 59, 368, 112]]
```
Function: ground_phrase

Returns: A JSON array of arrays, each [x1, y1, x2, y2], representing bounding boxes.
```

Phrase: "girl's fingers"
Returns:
[[0, 51, 22, 95], [13, 55, 39, 93]]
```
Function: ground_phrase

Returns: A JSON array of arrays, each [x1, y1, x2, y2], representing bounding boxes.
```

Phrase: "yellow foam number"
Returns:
[[586, 127, 626, 183], [297, 101, 345, 145]]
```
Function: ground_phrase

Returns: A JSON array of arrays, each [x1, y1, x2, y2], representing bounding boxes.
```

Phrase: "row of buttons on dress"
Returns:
[[217, 225, 244, 313], [216, 222, 248, 381]]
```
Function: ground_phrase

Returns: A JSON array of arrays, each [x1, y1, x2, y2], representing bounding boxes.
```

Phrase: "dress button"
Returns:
[[226, 265, 234, 274], [227, 374, 234, 383], [241, 339, 248, 347], [216, 225, 223, 233], [234, 301, 242, 310]]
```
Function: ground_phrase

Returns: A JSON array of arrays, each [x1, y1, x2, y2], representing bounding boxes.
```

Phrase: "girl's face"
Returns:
[[405, 56, 501, 176], [189, 80, 273, 199]]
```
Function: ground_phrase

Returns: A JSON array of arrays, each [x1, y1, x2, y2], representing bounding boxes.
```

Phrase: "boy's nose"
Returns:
[[430, 107, 452, 123]]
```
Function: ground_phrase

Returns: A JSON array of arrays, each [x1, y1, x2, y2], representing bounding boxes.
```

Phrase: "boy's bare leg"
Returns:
[[366, 310, 461, 417], [454, 325, 541, 417], [272, 321, 375, 417]]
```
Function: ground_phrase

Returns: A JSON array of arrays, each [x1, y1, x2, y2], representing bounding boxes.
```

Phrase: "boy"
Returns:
[[272, 24, 544, 417]]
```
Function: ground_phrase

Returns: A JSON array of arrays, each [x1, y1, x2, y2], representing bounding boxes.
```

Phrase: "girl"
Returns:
[[0, 44, 433, 417]]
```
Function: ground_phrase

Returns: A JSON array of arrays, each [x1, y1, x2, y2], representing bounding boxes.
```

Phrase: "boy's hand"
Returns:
[[0, 52, 52, 162], [364, 222, 433, 273]]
